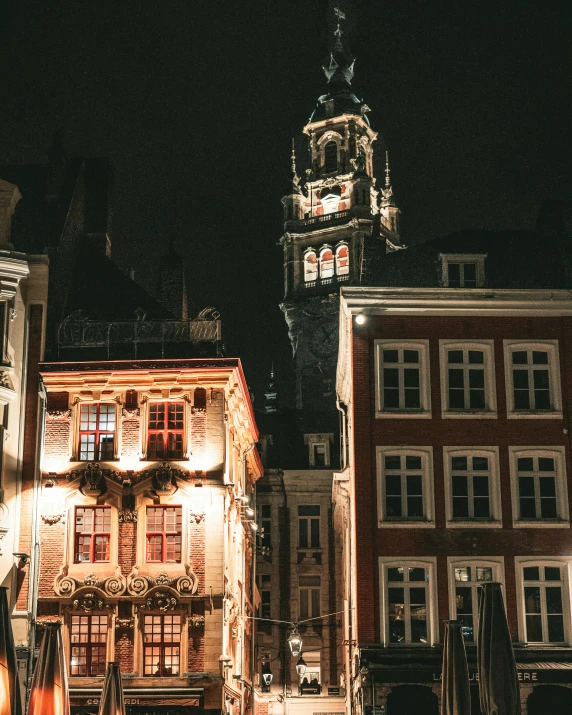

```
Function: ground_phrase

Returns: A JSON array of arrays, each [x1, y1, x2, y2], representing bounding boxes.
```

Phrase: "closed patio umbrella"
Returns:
[[98, 662, 125, 715], [477, 582, 520, 715], [28, 621, 70, 715], [0, 587, 23, 715], [441, 620, 470, 715]]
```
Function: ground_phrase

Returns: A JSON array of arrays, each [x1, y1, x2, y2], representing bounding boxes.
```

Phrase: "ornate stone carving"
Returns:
[[189, 510, 205, 524], [46, 408, 72, 420], [72, 592, 106, 612], [189, 615, 205, 629], [118, 509, 138, 523], [154, 463, 175, 493], [36, 616, 63, 628], [175, 571, 198, 595], [122, 407, 140, 418], [83, 463, 103, 496], [55, 572, 77, 597], [115, 617, 134, 630], [127, 572, 150, 597], [104, 574, 126, 597], [154, 572, 171, 587], [83, 573, 100, 587], [140, 591, 179, 612], [41, 511, 65, 525]]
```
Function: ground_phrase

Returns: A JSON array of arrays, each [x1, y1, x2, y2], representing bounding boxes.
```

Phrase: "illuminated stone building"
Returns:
[[36, 358, 262, 715], [0, 177, 48, 700]]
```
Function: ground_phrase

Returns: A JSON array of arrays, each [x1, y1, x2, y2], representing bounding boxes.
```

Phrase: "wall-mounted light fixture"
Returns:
[[13, 552, 29, 566]]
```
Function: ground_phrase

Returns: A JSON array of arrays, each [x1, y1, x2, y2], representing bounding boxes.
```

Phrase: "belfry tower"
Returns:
[[280, 6, 401, 435]]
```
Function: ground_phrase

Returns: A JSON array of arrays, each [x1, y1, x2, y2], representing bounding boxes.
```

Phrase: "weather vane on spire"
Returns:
[[334, 6, 346, 39]]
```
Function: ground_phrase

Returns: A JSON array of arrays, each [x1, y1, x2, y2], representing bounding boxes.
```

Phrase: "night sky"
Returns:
[[1, 0, 570, 401]]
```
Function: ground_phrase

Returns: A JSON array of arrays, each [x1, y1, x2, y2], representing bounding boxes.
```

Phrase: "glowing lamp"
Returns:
[[250, 523, 258, 531], [296, 656, 307, 676], [246, 507, 254, 517], [355, 313, 367, 325], [288, 628, 302, 657]]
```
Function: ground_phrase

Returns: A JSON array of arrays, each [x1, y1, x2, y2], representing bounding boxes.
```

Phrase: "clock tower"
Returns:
[[280, 7, 401, 436]]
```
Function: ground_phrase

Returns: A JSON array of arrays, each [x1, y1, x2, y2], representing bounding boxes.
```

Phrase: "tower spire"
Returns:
[[322, 5, 355, 87], [384, 151, 392, 191]]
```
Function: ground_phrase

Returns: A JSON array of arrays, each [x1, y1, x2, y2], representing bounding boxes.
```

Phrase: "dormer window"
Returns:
[[336, 244, 349, 276], [324, 141, 338, 173], [304, 250, 318, 282], [319, 248, 334, 279], [440, 254, 487, 288]]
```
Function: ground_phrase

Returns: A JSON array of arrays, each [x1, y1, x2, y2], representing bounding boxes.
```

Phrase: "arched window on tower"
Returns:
[[336, 244, 349, 276], [319, 247, 334, 279], [324, 141, 338, 173], [304, 250, 318, 282]]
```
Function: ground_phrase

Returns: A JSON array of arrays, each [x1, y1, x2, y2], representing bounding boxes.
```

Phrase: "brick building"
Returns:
[[36, 358, 262, 715], [335, 217, 572, 715], [0, 176, 48, 699]]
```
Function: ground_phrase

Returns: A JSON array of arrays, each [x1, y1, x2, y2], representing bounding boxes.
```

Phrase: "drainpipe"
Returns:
[[336, 400, 347, 469]]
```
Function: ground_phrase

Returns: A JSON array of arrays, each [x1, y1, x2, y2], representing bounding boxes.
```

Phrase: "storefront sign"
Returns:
[[373, 669, 572, 685], [72, 696, 200, 707], [327, 687, 341, 696]]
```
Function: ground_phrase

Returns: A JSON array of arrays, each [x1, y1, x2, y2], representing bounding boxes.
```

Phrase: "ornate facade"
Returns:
[[36, 359, 262, 715]]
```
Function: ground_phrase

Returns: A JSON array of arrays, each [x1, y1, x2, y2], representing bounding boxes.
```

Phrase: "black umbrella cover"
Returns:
[[0, 587, 23, 715], [477, 582, 521, 715], [441, 620, 470, 715]]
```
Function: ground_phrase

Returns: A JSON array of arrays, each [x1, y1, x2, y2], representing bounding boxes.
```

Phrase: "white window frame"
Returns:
[[503, 340, 562, 419], [374, 340, 431, 419], [303, 249, 318, 283], [335, 243, 349, 276], [443, 447, 502, 528], [377, 446, 435, 528], [379, 557, 438, 646], [447, 557, 504, 643], [304, 433, 332, 467], [514, 557, 572, 646], [439, 341, 497, 418], [508, 446, 569, 528], [440, 253, 487, 288]]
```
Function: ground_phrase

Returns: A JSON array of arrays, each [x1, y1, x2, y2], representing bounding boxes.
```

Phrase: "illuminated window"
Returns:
[[146, 506, 182, 563], [298, 505, 320, 548], [147, 402, 184, 460], [74, 507, 111, 563], [324, 141, 338, 173], [452, 564, 497, 641], [335, 244, 349, 275], [299, 576, 320, 621], [143, 614, 181, 676], [386, 565, 430, 645], [78, 404, 116, 461], [304, 250, 318, 282], [522, 565, 566, 644], [70, 615, 107, 676], [319, 247, 334, 279]]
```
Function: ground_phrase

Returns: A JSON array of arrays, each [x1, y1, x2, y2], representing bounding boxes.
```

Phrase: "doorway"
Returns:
[[386, 684, 439, 715]]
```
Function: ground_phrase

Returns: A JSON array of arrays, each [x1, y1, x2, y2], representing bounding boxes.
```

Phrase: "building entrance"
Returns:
[[386, 685, 438, 715], [527, 685, 572, 715]]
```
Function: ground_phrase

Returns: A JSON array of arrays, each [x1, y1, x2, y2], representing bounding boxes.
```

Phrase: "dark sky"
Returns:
[[1, 0, 571, 401]]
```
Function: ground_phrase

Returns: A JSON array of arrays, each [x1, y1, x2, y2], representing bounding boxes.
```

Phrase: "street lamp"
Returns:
[[288, 628, 302, 657], [261, 661, 273, 692], [295, 656, 307, 676]]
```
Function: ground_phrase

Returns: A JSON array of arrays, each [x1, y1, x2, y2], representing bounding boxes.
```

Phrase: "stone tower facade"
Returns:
[[280, 11, 401, 434]]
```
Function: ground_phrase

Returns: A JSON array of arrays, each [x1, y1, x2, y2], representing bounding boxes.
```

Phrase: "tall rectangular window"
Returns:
[[447, 349, 485, 409], [451, 455, 490, 519], [298, 506, 320, 548], [74, 507, 111, 563], [384, 454, 424, 519], [260, 574, 271, 619], [143, 614, 181, 676], [512, 350, 551, 410], [386, 566, 429, 644], [299, 576, 321, 621], [79, 404, 116, 461], [517, 456, 557, 520], [146, 506, 182, 563], [70, 615, 107, 676], [147, 402, 184, 460], [258, 504, 271, 549], [453, 565, 494, 641], [523, 565, 565, 644], [375, 342, 430, 417]]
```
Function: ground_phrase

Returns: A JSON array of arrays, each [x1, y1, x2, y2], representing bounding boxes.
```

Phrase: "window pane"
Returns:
[[518, 457, 534, 471], [409, 588, 427, 643], [532, 351, 549, 365], [468, 350, 484, 364], [523, 567, 540, 581], [388, 588, 405, 643], [472, 457, 489, 471], [383, 350, 398, 363], [409, 568, 426, 582], [385, 455, 401, 470], [403, 350, 419, 363], [448, 350, 463, 364], [405, 456, 422, 470], [387, 568, 404, 582], [545, 567, 561, 581], [298, 506, 320, 516], [512, 351, 528, 365], [455, 568, 471, 582], [447, 264, 461, 286], [310, 518, 320, 547]]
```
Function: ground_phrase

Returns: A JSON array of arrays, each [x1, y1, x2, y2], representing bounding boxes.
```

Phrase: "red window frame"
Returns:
[[143, 614, 181, 676], [78, 403, 116, 461], [74, 506, 111, 563], [147, 402, 184, 460], [70, 614, 108, 676], [146, 506, 182, 563]]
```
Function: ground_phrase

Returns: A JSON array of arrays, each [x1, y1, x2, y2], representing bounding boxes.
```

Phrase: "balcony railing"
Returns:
[[302, 274, 350, 291], [285, 210, 352, 234]]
